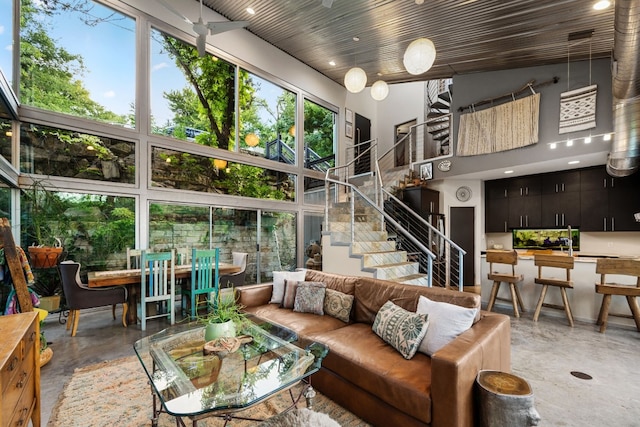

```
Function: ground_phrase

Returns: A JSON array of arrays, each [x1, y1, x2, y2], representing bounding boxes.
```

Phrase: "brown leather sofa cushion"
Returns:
[[304, 269, 358, 295], [243, 304, 348, 337], [308, 323, 432, 424], [353, 276, 481, 325]]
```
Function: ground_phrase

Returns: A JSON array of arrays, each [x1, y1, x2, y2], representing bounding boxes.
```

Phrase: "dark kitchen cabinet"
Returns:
[[403, 186, 440, 226], [580, 166, 640, 231], [507, 176, 541, 228], [541, 170, 581, 227], [485, 180, 509, 232]]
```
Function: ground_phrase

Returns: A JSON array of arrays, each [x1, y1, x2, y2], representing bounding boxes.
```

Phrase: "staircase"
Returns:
[[325, 200, 430, 286], [426, 84, 452, 157]]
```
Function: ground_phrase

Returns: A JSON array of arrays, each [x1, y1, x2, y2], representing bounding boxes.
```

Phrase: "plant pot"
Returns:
[[28, 246, 63, 269], [39, 295, 61, 312], [204, 320, 236, 341], [40, 347, 53, 367]]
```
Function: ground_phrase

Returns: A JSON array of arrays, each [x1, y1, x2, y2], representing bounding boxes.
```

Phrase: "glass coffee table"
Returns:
[[134, 317, 328, 427]]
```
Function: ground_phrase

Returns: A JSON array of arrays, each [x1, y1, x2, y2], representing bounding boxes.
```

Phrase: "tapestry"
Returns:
[[559, 84, 597, 134], [457, 93, 540, 156]]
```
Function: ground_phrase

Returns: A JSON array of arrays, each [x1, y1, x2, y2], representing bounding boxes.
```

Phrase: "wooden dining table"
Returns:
[[88, 263, 241, 325]]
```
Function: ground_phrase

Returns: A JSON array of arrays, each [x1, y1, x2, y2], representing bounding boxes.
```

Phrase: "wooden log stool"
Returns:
[[532, 254, 575, 326], [476, 370, 540, 427], [486, 250, 525, 317], [595, 258, 640, 333]]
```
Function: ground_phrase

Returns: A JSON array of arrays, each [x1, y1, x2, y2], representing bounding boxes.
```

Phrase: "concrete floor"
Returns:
[[39, 304, 640, 426]]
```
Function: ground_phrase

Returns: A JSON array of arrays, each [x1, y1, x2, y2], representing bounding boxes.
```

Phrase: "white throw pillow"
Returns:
[[269, 270, 306, 304], [416, 295, 478, 356]]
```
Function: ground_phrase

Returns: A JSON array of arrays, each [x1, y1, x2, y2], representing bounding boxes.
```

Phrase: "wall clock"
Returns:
[[456, 186, 472, 202]]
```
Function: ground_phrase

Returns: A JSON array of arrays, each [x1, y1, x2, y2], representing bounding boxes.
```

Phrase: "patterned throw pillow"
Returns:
[[372, 300, 429, 360], [323, 288, 354, 323], [293, 282, 326, 315], [269, 270, 306, 304], [281, 279, 301, 309]]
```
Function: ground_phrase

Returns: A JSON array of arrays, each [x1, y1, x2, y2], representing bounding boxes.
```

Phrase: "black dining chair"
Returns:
[[219, 252, 248, 288], [59, 261, 128, 337]]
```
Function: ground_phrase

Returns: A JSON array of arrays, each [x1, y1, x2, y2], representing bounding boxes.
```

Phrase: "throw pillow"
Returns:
[[372, 300, 429, 360], [269, 270, 306, 304], [323, 288, 354, 323], [293, 282, 326, 315], [416, 295, 478, 356], [281, 279, 301, 309]]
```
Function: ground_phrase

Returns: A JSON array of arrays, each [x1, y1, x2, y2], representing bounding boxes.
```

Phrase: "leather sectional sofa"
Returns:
[[236, 269, 511, 427]]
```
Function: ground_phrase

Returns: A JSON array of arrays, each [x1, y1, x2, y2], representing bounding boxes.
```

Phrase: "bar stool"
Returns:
[[532, 253, 575, 326], [595, 258, 640, 333], [486, 250, 525, 317]]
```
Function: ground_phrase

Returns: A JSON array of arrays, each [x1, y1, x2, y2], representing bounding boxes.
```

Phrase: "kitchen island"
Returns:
[[481, 252, 640, 330]]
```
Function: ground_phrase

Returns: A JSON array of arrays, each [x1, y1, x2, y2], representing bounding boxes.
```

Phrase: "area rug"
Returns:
[[47, 355, 369, 427]]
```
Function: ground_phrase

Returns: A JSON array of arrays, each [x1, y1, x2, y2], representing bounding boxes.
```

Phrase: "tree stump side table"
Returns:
[[476, 370, 541, 427]]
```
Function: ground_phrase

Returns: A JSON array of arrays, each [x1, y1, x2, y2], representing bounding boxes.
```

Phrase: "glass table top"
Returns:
[[134, 317, 328, 418]]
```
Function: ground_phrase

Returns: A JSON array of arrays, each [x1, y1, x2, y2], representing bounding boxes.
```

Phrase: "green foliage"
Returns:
[[199, 289, 247, 325], [19, 0, 127, 124]]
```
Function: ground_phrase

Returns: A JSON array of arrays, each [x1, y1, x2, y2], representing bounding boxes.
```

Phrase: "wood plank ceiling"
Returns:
[[201, 0, 615, 88]]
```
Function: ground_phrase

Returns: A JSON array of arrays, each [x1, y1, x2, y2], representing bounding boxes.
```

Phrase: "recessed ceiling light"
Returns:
[[353, 36, 360, 42], [329, 60, 336, 66], [568, 160, 580, 165], [584, 136, 592, 144], [603, 133, 612, 141], [246, 7, 255, 15], [593, 1, 611, 11], [550, 143, 557, 149], [566, 139, 574, 147], [504, 170, 514, 174]]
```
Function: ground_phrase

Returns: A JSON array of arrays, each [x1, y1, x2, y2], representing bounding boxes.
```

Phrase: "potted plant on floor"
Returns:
[[199, 288, 247, 341]]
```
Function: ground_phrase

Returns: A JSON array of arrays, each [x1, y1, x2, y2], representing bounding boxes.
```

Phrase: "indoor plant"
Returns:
[[199, 288, 248, 341], [22, 179, 66, 269]]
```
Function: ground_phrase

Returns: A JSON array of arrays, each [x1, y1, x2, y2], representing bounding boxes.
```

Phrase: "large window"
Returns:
[[303, 99, 336, 171], [150, 28, 238, 149], [0, 0, 13, 85], [19, 0, 135, 126], [20, 188, 135, 271], [0, 118, 11, 163], [149, 203, 297, 284], [239, 71, 296, 164], [20, 122, 136, 183], [152, 147, 296, 201]]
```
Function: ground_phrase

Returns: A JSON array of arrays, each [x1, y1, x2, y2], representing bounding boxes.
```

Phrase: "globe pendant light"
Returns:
[[403, 38, 436, 75], [344, 67, 367, 93], [370, 80, 389, 101], [245, 133, 259, 147]]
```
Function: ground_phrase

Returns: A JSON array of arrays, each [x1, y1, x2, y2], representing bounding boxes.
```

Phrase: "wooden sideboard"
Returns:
[[0, 312, 41, 427]]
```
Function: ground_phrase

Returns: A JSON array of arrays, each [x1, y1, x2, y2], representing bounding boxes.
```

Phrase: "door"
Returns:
[[450, 207, 475, 288], [354, 113, 371, 175], [394, 119, 416, 167]]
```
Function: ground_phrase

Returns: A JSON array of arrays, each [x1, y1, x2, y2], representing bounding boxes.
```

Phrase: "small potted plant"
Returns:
[[22, 179, 66, 269], [199, 288, 248, 341]]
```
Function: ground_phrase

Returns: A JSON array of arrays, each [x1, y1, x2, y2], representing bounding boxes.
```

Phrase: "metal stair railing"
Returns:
[[325, 170, 436, 287]]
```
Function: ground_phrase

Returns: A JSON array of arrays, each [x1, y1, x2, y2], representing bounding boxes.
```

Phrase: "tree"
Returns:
[[161, 35, 255, 150], [19, 0, 127, 125]]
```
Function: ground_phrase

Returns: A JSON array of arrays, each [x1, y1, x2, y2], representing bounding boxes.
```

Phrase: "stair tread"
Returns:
[[371, 261, 416, 268]]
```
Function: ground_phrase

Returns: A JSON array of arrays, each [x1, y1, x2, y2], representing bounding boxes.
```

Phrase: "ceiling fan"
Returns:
[[158, 0, 248, 56]]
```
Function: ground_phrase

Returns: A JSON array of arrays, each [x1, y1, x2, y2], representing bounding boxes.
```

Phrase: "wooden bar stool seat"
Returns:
[[532, 254, 575, 326], [486, 250, 525, 317], [594, 258, 640, 333]]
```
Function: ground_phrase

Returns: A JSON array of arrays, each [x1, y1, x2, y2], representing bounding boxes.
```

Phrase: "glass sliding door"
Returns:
[[259, 211, 297, 282]]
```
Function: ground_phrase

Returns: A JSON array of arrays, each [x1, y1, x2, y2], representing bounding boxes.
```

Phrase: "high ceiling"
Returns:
[[201, 0, 615, 88]]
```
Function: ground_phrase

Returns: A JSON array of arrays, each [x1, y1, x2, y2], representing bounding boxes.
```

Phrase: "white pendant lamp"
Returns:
[[344, 67, 367, 93], [403, 38, 436, 75], [370, 80, 389, 101]]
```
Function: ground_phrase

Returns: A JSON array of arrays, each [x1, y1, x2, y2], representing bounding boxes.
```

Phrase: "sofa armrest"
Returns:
[[236, 283, 273, 308], [431, 311, 511, 427]]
